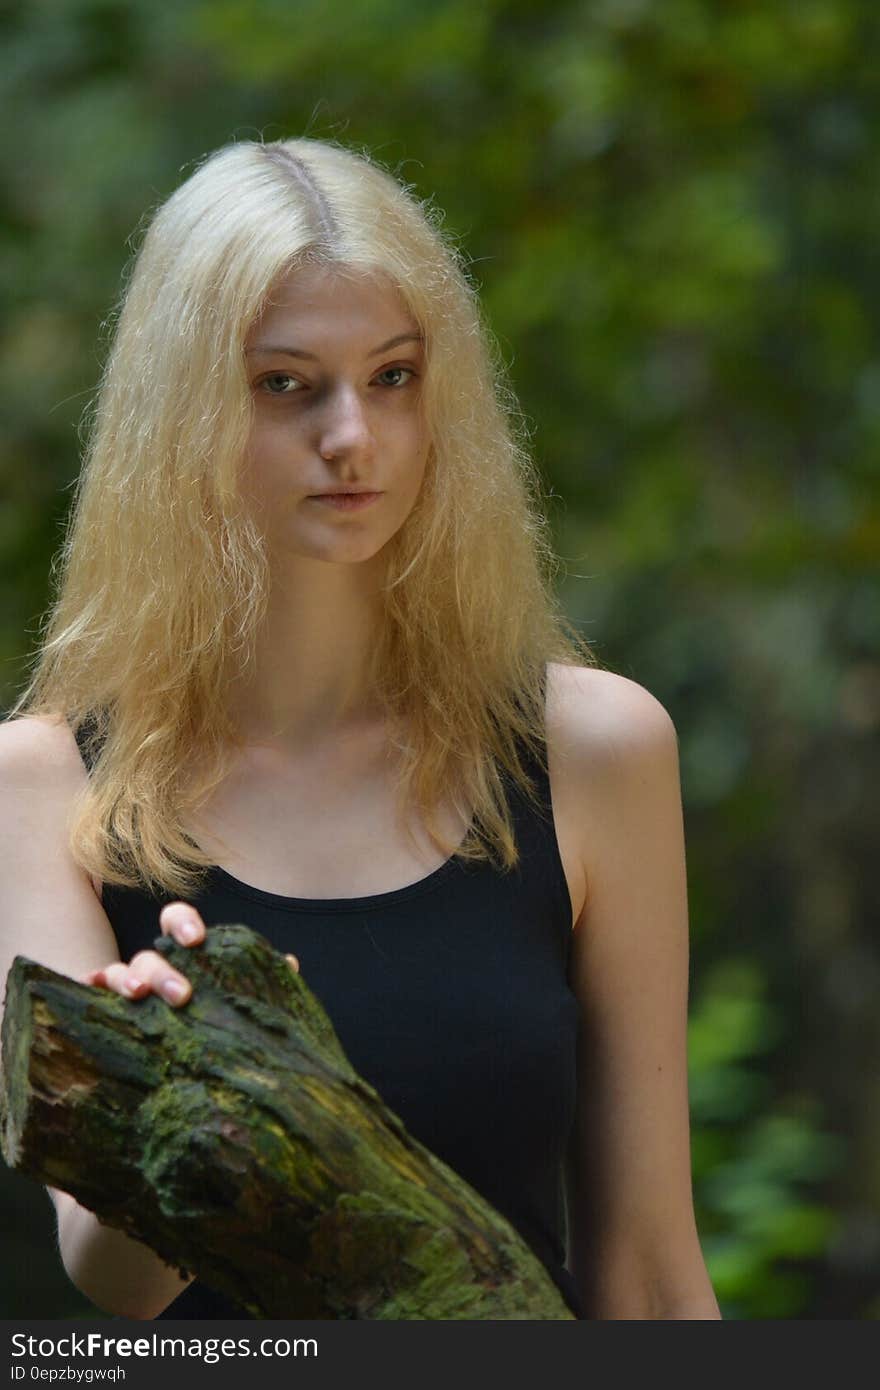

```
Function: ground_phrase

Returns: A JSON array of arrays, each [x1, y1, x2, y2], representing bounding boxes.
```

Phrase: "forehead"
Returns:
[[248, 263, 418, 344]]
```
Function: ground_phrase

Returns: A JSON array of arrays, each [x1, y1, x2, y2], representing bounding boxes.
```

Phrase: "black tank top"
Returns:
[[72, 712, 584, 1321]]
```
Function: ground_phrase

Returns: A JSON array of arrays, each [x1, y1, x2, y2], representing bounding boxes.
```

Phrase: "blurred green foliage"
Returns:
[[1, 0, 878, 1318], [689, 959, 844, 1317]]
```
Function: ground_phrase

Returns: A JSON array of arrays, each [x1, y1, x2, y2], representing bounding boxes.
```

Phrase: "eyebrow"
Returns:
[[245, 332, 424, 359]]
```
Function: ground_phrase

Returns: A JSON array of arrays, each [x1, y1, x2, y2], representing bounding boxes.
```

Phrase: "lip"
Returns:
[[310, 487, 381, 495], [308, 491, 383, 511]]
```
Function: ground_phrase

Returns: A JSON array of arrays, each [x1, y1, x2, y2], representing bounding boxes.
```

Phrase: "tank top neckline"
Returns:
[[72, 701, 550, 917], [205, 812, 477, 916], [200, 742, 547, 915]]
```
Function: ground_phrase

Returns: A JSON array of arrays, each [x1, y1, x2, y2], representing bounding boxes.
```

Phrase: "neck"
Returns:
[[227, 551, 388, 753]]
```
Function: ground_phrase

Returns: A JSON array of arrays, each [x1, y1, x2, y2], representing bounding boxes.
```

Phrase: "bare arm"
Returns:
[[45, 1189, 193, 1320], [554, 670, 721, 1319], [0, 716, 196, 1318]]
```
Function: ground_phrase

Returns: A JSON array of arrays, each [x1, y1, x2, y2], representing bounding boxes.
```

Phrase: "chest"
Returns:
[[184, 740, 473, 901], [182, 724, 587, 928]]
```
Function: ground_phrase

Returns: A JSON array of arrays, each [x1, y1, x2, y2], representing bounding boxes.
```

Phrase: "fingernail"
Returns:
[[179, 922, 200, 943], [123, 976, 143, 997], [162, 978, 188, 1003]]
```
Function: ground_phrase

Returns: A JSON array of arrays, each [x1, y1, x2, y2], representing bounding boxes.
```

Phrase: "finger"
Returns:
[[127, 949, 193, 1005], [79, 967, 108, 987], [105, 952, 185, 1006], [285, 954, 300, 973], [159, 902, 206, 946], [100, 961, 152, 1000]]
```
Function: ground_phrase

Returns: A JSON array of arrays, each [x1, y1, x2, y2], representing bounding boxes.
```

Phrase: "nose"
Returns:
[[316, 383, 373, 460]]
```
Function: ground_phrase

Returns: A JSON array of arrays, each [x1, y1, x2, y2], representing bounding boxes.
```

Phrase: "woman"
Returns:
[[0, 137, 720, 1319]]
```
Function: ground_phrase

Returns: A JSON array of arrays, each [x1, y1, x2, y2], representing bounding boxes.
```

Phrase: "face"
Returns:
[[241, 262, 429, 565]]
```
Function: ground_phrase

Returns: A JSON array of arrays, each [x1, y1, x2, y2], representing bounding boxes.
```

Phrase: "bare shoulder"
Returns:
[[0, 713, 101, 899], [0, 712, 89, 787], [0, 708, 120, 1031], [545, 663, 677, 782], [544, 664, 680, 924]]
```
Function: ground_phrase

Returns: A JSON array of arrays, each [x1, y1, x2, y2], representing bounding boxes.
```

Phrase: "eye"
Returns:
[[258, 373, 303, 395], [374, 366, 416, 388]]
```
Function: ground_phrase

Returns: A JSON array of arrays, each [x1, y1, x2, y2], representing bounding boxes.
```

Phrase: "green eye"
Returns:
[[375, 367, 415, 387], [260, 373, 302, 394]]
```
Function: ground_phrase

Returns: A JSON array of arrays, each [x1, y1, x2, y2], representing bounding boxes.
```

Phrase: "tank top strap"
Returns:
[[496, 696, 574, 949], [71, 711, 104, 774]]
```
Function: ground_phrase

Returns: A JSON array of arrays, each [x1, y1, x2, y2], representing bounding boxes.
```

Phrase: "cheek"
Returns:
[[249, 413, 290, 462], [242, 420, 298, 496], [397, 413, 430, 474], [395, 435, 429, 509]]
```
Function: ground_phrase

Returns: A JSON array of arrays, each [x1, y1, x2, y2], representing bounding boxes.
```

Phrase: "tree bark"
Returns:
[[0, 923, 574, 1319]]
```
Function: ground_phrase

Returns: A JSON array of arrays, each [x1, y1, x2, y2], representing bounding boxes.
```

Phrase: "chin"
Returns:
[[277, 530, 398, 565]]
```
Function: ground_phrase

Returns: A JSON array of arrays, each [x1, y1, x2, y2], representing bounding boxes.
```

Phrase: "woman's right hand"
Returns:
[[78, 903, 208, 1005], [78, 903, 299, 1006]]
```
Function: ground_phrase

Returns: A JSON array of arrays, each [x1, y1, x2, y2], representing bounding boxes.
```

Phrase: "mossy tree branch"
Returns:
[[1, 924, 573, 1319]]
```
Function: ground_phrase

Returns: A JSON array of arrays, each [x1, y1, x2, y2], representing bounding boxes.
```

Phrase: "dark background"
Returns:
[[1, 0, 878, 1319]]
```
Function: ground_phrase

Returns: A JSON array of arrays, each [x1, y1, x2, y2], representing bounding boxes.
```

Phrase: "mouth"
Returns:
[[307, 491, 383, 511]]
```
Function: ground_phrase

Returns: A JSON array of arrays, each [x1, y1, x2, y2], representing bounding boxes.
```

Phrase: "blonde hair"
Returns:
[[8, 135, 599, 897]]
